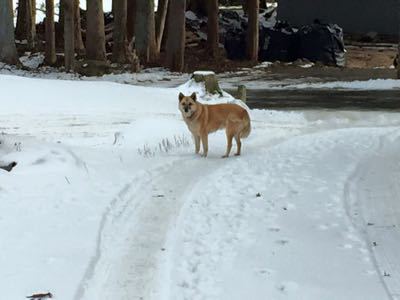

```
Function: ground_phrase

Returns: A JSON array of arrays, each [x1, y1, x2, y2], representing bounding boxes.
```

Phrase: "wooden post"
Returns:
[[237, 85, 247, 103]]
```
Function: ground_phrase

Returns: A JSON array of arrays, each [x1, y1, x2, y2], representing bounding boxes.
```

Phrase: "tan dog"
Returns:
[[179, 92, 251, 158]]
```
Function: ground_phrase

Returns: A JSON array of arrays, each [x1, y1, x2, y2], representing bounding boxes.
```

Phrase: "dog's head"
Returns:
[[178, 92, 198, 119]]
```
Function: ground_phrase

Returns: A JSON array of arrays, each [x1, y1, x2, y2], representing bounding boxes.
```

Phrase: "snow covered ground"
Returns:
[[1, 73, 400, 300]]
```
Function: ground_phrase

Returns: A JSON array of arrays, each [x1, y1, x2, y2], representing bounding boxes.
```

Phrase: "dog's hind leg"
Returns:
[[234, 134, 242, 156], [194, 135, 201, 154], [201, 133, 208, 157], [223, 131, 234, 158]]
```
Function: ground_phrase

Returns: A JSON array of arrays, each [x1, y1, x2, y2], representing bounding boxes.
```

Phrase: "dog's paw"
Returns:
[[234, 153, 241, 156], [221, 155, 228, 158]]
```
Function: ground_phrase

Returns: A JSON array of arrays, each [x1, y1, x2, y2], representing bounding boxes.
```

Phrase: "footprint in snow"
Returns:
[[268, 227, 281, 232], [276, 239, 289, 245]]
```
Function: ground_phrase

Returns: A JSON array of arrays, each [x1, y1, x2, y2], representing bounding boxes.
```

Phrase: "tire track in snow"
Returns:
[[76, 156, 227, 300], [345, 129, 400, 300]]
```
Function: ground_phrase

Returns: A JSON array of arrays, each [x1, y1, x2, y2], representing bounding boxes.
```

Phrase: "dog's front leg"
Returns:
[[201, 133, 208, 157], [194, 135, 201, 154]]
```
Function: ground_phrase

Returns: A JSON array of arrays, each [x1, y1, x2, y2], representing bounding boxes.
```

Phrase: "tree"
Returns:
[[16, 0, 37, 43], [207, 0, 219, 58], [45, 0, 56, 65], [86, 0, 106, 61], [398, 2, 400, 79], [166, 0, 186, 72], [64, 0, 75, 70], [155, 0, 169, 53], [16, 0, 28, 40], [26, 0, 37, 50], [135, 0, 157, 63], [112, 0, 129, 63], [59, 0, 65, 29], [74, 0, 85, 54], [15, 0, 36, 50], [0, 0, 19, 65], [126, 0, 136, 43], [246, 0, 259, 61]]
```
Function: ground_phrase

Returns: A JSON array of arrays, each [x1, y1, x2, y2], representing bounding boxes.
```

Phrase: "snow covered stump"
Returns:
[[192, 71, 223, 96]]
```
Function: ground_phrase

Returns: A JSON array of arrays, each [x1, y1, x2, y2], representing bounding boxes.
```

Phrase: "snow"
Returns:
[[19, 53, 45, 69], [279, 79, 400, 90], [1, 73, 400, 300], [185, 11, 198, 21], [193, 71, 216, 76], [221, 78, 400, 90], [299, 62, 315, 68]]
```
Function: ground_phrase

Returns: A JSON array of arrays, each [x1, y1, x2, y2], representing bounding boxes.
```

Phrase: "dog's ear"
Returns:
[[178, 92, 185, 102], [190, 92, 197, 102]]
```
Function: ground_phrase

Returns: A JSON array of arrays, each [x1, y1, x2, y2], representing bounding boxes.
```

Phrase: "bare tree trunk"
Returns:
[[112, 0, 128, 63], [59, 0, 65, 29], [16, 0, 36, 30], [148, 2, 157, 60], [246, 0, 259, 61], [0, 0, 19, 65], [398, 1, 400, 79], [112, 0, 117, 14], [166, 0, 186, 72], [16, 0, 27, 40], [74, 0, 85, 54], [26, 0, 37, 50], [126, 0, 136, 43], [32, 0, 36, 23], [207, 0, 219, 58], [155, 0, 169, 53], [45, 0, 56, 65], [64, 0, 75, 70], [86, 0, 106, 61], [135, 0, 157, 63]]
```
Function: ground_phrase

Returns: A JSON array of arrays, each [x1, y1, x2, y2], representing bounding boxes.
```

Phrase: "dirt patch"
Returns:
[[345, 45, 397, 68]]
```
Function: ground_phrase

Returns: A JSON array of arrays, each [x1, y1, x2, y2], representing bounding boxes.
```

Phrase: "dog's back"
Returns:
[[204, 103, 251, 138]]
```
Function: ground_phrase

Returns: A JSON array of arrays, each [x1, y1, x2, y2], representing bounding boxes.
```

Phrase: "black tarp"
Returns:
[[185, 9, 346, 66], [298, 21, 345, 66], [259, 21, 299, 62]]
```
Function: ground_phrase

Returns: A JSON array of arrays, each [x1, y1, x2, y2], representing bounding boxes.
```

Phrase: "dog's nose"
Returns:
[[184, 108, 189, 113]]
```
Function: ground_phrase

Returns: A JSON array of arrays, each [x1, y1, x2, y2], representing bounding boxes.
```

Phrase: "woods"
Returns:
[[0, 0, 399, 78], [0, 0, 262, 73]]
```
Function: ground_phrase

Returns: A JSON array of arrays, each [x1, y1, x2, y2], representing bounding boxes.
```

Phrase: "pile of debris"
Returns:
[[185, 7, 346, 67]]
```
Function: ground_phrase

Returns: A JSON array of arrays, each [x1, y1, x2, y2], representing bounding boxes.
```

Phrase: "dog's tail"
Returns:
[[240, 112, 251, 138]]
